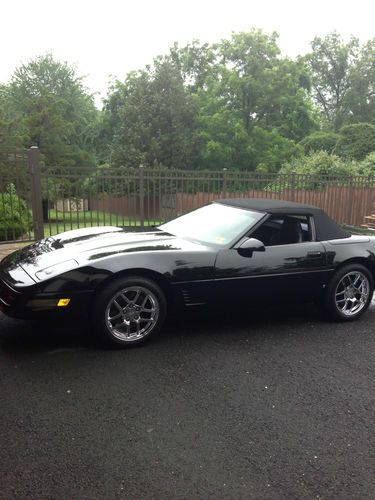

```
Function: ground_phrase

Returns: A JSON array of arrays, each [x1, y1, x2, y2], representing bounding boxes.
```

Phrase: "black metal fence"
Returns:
[[1, 147, 375, 243]]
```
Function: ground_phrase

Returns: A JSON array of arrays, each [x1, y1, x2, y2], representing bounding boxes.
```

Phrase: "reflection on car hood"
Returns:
[[2, 226, 206, 280]]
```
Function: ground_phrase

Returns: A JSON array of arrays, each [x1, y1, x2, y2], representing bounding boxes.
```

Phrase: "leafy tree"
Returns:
[[218, 30, 316, 139], [335, 123, 375, 160], [300, 131, 340, 154], [252, 128, 303, 172], [106, 57, 197, 169], [345, 39, 375, 125], [5, 54, 98, 166], [169, 41, 217, 92], [0, 86, 25, 149], [192, 30, 314, 170], [305, 33, 375, 130]]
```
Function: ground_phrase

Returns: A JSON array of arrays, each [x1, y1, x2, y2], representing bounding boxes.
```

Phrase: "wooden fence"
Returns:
[[90, 184, 374, 228]]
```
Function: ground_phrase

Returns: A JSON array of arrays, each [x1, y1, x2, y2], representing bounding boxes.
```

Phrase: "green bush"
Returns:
[[0, 184, 32, 240], [357, 151, 375, 176], [279, 150, 356, 176], [300, 131, 340, 154], [268, 151, 358, 191], [335, 123, 375, 160]]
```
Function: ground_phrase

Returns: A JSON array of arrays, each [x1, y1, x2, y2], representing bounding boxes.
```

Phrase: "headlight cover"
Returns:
[[35, 260, 79, 280]]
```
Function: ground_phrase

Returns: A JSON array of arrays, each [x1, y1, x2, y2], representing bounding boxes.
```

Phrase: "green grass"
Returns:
[[43, 209, 161, 237], [342, 224, 375, 236]]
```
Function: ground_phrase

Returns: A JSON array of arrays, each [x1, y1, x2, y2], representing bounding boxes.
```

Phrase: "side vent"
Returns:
[[181, 289, 192, 305], [181, 288, 206, 307]]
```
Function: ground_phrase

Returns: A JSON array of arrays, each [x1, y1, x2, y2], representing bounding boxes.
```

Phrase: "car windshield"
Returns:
[[159, 203, 265, 246]]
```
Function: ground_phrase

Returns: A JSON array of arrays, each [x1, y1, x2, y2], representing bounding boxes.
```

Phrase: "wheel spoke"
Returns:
[[113, 300, 123, 312], [132, 290, 141, 304], [115, 320, 128, 331], [109, 312, 123, 322], [120, 293, 131, 304], [344, 276, 352, 286], [352, 274, 361, 286], [125, 321, 131, 337]]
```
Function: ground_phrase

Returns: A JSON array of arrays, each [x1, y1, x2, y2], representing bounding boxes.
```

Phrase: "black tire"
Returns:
[[93, 276, 167, 347], [323, 263, 374, 321]]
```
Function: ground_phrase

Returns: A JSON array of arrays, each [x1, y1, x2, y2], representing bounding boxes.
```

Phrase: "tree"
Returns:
[[106, 57, 197, 168], [5, 54, 99, 166], [169, 41, 217, 92], [346, 39, 375, 124], [0, 85, 24, 149], [335, 123, 375, 160], [305, 33, 375, 130], [192, 30, 315, 170]]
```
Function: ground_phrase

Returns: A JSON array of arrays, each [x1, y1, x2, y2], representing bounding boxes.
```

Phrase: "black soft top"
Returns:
[[215, 198, 350, 241]]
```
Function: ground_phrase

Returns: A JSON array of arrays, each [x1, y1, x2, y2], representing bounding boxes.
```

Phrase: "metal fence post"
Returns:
[[139, 165, 145, 228], [28, 146, 44, 240], [222, 168, 228, 196]]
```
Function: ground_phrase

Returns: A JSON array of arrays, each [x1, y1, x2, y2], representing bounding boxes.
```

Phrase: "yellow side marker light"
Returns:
[[57, 298, 71, 307]]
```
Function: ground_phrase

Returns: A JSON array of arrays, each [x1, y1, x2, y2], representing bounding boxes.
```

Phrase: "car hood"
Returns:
[[1, 226, 207, 282]]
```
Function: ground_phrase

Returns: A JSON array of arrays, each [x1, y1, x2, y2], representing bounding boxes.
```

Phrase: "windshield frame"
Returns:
[[158, 202, 267, 249]]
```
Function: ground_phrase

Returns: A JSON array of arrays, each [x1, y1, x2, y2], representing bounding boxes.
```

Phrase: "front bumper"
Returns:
[[0, 277, 92, 319]]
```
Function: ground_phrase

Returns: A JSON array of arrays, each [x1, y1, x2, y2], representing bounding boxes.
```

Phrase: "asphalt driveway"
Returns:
[[0, 303, 374, 499]]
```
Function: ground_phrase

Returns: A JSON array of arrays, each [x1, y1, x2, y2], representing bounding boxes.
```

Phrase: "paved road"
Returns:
[[1, 303, 374, 499]]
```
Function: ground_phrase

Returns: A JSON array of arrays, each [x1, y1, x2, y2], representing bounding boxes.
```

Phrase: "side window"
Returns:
[[251, 215, 312, 246]]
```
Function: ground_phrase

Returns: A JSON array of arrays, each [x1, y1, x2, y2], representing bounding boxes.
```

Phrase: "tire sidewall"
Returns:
[[94, 276, 167, 347], [325, 263, 374, 321]]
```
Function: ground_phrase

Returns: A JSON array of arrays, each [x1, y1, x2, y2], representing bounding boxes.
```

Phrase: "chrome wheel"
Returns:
[[335, 271, 370, 316], [105, 286, 159, 342]]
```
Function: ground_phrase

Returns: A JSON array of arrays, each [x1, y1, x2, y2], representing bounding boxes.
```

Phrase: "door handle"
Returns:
[[307, 251, 322, 257]]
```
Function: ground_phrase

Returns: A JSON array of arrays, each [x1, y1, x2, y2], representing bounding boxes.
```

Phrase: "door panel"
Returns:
[[214, 242, 329, 304]]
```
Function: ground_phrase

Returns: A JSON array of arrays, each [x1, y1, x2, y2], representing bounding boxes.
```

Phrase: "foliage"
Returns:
[[335, 123, 375, 160], [267, 151, 361, 191], [0, 30, 374, 175], [305, 33, 375, 130], [279, 150, 356, 177], [0, 184, 32, 240], [357, 152, 375, 176], [3, 54, 99, 167], [105, 58, 197, 169], [300, 131, 340, 154], [184, 31, 314, 170], [0, 86, 27, 150], [252, 128, 304, 173]]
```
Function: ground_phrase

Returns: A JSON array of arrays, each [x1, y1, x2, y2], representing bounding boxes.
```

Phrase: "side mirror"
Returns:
[[237, 238, 265, 257]]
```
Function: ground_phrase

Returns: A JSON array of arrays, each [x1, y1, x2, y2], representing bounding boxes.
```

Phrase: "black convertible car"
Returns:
[[1, 199, 374, 346]]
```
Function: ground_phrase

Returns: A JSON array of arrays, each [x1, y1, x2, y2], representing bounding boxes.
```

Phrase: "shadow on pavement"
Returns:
[[0, 301, 324, 353]]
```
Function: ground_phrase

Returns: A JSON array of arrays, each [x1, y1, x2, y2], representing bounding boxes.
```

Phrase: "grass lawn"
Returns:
[[342, 224, 375, 236], [43, 209, 161, 237]]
